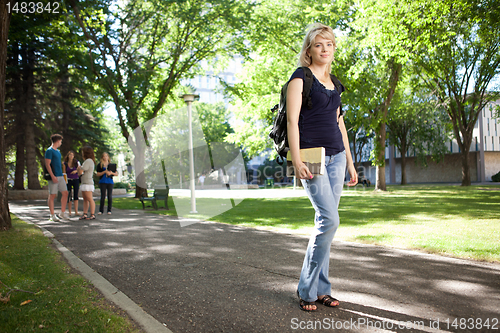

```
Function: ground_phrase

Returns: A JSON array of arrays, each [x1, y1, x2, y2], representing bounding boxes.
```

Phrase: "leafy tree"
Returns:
[[348, 0, 419, 190], [196, 102, 243, 172], [5, 12, 50, 190], [404, 0, 500, 186], [100, 114, 134, 166], [5, 4, 107, 189], [140, 101, 238, 189], [67, 0, 252, 197], [227, 0, 407, 192], [196, 102, 233, 146], [387, 79, 451, 184], [334, 36, 381, 170], [225, 0, 351, 159]]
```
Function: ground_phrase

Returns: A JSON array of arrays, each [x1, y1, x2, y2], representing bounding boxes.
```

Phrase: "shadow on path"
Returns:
[[10, 200, 500, 333]]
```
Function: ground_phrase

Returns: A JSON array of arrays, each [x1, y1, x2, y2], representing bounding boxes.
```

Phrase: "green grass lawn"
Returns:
[[114, 185, 500, 262], [0, 215, 141, 333]]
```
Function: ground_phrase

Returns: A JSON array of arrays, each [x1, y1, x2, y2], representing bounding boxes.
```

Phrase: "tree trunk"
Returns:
[[132, 132, 148, 198], [375, 59, 402, 191], [14, 136, 25, 189], [401, 153, 407, 185], [451, 109, 473, 186], [12, 41, 24, 190], [352, 136, 360, 170], [460, 149, 471, 186], [135, 183, 148, 198], [24, 47, 41, 189], [0, 0, 13, 231], [375, 123, 387, 191], [460, 134, 473, 186], [25, 118, 41, 189], [59, 65, 73, 154], [400, 138, 407, 185]]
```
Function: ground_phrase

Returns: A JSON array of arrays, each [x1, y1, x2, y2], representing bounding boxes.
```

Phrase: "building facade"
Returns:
[[358, 100, 500, 184], [183, 57, 243, 104]]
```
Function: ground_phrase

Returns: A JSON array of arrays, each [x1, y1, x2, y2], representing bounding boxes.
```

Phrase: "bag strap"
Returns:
[[330, 73, 345, 115], [301, 67, 314, 109], [301, 68, 345, 110], [330, 74, 345, 95]]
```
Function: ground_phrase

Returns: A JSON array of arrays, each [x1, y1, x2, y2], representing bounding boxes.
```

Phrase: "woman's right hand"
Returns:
[[293, 160, 313, 180]]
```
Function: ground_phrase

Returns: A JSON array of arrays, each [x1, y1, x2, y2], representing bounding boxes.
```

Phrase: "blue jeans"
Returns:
[[298, 150, 346, 302]]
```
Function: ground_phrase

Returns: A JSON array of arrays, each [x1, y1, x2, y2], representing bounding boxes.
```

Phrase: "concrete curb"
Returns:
[[16, 214, 173, 333]]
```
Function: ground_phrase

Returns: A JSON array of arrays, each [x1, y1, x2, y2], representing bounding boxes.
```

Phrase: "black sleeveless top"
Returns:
[[290, 68, 345, 156]]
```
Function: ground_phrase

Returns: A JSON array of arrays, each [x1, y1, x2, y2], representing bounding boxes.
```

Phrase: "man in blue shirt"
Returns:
[[45, 134, 69, 221]]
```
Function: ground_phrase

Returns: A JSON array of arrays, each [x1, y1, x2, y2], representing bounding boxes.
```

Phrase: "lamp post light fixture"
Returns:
[[179, 93, 200, 213]]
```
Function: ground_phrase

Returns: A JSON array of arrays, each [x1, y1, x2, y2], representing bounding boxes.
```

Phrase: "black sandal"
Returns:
[[317, 295, 339, 307], [86, 214, 96, 220], [79, 214, 88, 220], [297, 290, 317, 312]]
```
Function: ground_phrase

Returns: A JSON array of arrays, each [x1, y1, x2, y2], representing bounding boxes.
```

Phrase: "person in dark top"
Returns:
[[287, 23, 358, 312], [63, 150, 80, 216], [95, 152, 118, 215]]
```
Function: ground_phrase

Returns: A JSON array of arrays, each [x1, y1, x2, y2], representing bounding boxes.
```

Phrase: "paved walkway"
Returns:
[[9, 199, 500, 333]]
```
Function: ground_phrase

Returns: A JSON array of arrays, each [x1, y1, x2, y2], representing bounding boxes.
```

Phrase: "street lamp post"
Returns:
[[179, 93, 199, 213]]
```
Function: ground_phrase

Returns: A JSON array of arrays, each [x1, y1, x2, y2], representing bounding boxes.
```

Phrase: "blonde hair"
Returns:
[[298, 23, 337, 70], [100, 152, 110, 169]]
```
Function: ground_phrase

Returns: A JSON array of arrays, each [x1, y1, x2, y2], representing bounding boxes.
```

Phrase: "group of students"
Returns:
[[44, 133, 118, 222]]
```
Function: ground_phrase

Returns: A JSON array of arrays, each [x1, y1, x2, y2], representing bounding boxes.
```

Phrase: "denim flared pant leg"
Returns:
[[298, 151, 346, 302]]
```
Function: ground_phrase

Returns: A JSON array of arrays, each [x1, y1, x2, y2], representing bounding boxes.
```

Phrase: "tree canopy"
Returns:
[[68, 0, 253, 196], [4, 5, 108, 191], [226, 0, 500, 188]]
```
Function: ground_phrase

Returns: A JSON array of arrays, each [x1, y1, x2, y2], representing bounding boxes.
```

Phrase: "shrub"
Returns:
[[114, 182, 131, 189], [492, 171, 500, 182]]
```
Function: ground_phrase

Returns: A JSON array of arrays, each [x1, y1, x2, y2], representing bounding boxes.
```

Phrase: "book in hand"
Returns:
[[286, 147, 325, 177]]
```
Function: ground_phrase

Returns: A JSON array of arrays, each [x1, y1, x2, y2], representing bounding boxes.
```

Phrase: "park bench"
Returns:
[[139, 186, 169, 210]]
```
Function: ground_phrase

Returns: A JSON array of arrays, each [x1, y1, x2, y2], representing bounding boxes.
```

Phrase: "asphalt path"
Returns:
[[9, 197, 500, 333]]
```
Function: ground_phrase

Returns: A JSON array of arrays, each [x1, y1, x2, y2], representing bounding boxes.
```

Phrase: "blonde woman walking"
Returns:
[[287, 23, 358, 311]]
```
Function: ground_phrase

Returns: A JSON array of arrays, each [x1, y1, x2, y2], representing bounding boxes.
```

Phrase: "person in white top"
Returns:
[[77, 146, 96, 220]]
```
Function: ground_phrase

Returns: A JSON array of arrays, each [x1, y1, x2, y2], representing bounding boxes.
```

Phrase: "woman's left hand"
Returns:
[[346, 164, 358, 186]]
